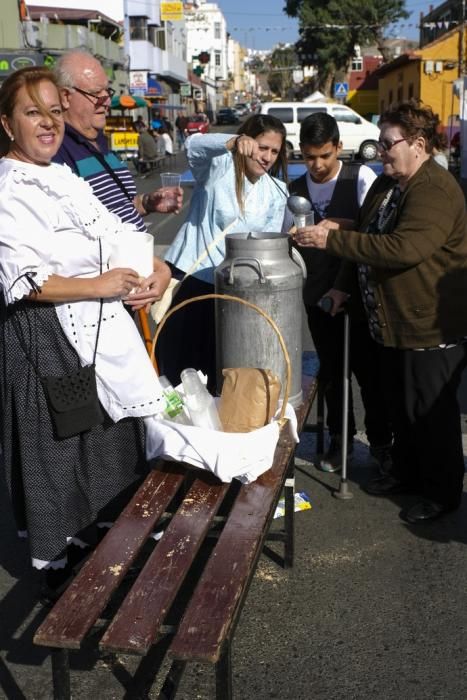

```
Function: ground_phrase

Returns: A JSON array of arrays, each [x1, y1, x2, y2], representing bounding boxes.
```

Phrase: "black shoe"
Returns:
[[369, 443, 393, 475], [39, 564, 74, 608], [364, 474, 414, 496], [404, 499, 457, 524], [318, 435, 353, 473]]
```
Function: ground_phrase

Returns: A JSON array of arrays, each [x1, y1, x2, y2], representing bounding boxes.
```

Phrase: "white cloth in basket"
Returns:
[[144, 403, 298, 484]]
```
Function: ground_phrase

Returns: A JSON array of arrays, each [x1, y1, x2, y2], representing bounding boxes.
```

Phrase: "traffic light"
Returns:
[[198, 51, 210, 64], [193, 66, 204, 76]]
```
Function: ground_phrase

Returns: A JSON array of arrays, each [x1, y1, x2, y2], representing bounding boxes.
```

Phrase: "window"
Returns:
[[332, 107, 361, 124], [215, 51, 221, 67], [397, 86, 403, 102], [388, 90, 393, 105], [351, 58, 363, 71], [267, 107, 294, 123], [214, 21, 221, 39], [129, 16, 148, 41], [297, 107, 326, 122], [408, 83, 414, 99], [148, 25, 165, 49]]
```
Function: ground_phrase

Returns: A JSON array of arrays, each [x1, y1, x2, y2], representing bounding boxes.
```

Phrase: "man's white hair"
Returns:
[[54, 50, 100, 88]]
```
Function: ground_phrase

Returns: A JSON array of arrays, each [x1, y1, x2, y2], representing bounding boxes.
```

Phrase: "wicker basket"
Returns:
[[150, 293, 291, 426]]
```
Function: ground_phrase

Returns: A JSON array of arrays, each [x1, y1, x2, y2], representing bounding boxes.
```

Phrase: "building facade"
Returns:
[[377, 25, 465, 138], [124, 0, 189, 120], [184, 0, 229, 118]]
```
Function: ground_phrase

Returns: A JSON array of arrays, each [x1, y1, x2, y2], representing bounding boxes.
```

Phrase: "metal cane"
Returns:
[[317, 297, 353, 500], [333, 308, 353, 500]]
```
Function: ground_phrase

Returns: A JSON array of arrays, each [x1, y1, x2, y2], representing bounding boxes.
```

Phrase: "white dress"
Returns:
[[0, 158, 163, 568]]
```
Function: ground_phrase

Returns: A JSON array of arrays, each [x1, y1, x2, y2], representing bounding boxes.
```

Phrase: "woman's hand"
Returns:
[[123, 258, 172, 312], [94, 268, 140, 298], [294, 223, 329, 249], [228, 134, 261, 160], [321, 288, 350, 316], [143, 187, 183, 214]]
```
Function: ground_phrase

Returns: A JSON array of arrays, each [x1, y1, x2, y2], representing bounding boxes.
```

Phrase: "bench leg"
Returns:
[[216, 641, 232, 700], [51, 649, 70, 700], [158, 660, 186, 700], [284, 458, 295, 569]]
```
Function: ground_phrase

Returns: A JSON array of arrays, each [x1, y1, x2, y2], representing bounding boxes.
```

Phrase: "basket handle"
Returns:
[[151, 293, 291, 425]]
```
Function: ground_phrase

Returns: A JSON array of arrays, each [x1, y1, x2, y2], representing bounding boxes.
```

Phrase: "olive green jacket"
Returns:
[[328, 158, 467, 348]]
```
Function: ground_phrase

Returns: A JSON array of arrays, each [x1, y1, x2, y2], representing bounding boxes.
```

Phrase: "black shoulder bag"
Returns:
[[14, 241, 105, 439]]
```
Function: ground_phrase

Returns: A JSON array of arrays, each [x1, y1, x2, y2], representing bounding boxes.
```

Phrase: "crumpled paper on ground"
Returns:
[[144, 402, 298, 484]]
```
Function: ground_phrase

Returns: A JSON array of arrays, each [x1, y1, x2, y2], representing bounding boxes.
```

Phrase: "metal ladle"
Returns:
[[286, 194, 312, 216]]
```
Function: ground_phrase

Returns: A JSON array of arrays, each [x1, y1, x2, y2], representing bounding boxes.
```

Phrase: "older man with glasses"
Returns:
[[52, 50, 182, 298]]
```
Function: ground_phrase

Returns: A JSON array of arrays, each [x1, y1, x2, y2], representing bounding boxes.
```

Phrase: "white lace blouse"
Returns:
[[0, 158, 164, 421]]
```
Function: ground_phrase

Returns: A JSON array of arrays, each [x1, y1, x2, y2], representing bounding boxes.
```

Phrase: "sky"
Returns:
[[29, 0, 427, 50]]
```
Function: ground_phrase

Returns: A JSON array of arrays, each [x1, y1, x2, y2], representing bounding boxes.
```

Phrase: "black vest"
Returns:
[[290, 162, 360, 305]]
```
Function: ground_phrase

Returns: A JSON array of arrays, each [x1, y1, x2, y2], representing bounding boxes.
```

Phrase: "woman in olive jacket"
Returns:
[[295, 101, 467, 524]]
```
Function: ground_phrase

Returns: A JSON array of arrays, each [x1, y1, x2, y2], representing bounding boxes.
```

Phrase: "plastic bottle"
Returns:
[[159, 375, 189, 424], [180, 368, 223, 430]]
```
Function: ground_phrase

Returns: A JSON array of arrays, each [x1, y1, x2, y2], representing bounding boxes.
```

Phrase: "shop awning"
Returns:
[[110, 94, 151, 109]]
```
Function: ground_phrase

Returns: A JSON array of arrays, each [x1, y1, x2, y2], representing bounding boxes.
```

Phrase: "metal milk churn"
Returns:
[[214, 232, 306, 408]]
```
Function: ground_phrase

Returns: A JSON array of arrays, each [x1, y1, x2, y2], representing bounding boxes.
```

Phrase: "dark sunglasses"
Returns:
[[376, 137, 409, 152], [71, 86, 115, 107]]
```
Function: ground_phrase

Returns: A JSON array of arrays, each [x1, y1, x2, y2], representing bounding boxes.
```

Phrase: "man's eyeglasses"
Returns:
[[71, 86, 115, 107], [377, 137, 409, 152]]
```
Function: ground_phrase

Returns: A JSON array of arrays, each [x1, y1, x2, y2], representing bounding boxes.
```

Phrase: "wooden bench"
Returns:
[[137, 155, 168, 176], [34, 373, 317, 700]]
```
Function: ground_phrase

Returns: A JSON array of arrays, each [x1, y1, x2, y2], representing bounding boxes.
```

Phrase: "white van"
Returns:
[[260, 101, 380, 161]]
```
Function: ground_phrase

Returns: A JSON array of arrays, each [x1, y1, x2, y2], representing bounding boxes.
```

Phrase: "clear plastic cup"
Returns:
[[160, 172, 181, 188], [293, 212, 315, 228], [160, 172, 181, 208]]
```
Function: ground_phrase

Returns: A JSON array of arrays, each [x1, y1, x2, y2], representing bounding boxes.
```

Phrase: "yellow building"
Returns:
[[378, 26, 465, 135]]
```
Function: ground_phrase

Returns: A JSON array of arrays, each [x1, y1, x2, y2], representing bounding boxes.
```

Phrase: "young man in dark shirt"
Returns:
[[284, 113, 392, 472]]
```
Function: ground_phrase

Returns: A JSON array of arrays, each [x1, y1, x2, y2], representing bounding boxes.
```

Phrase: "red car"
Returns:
[[185, 113, 210, 135]]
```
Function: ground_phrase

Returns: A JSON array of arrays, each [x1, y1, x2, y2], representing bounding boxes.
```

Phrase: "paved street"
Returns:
[[1, 143, 467, 699]]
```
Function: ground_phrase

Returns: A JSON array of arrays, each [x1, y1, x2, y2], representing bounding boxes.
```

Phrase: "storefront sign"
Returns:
[[0, 51, 49, 76], [147, 73, 164, 96], [180, 83, 191, 97], [161, 1, 184, 21], [110, 132, 139, 151], [130, 70, 148, 93]]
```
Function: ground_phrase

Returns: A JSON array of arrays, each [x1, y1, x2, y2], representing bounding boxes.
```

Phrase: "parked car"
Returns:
[[216, 108, 240, 125], [186, 113, 210, 135], [234, 102, 250, 117], [260, 101, 380, 161]]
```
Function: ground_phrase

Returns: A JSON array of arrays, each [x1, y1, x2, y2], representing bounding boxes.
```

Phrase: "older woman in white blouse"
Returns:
[[0, 66, 169, 601]]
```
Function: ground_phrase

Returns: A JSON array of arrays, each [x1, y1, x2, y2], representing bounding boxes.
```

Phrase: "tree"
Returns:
[[284, 0, 408, 96], [267, 44, 299, 99]]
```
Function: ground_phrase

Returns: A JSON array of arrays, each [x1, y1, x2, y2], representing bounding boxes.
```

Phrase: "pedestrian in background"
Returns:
[[175, 110, 189, 150]]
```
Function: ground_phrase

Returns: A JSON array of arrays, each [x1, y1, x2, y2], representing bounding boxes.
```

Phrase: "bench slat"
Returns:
[[34, 463, 186, 650], [169, 441, 291, 663], [170, 376, 317, 663], [100, 474, 229, 654]]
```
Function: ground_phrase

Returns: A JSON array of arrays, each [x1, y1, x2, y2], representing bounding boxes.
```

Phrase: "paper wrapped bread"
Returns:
[[218, 368, 281, 433]]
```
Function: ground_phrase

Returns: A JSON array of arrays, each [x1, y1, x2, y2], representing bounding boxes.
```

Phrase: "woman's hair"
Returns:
[[379, 100, 446, 153], [0, 66, 61, 157], [233, 114, 288, 211]]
